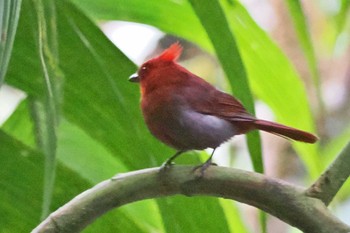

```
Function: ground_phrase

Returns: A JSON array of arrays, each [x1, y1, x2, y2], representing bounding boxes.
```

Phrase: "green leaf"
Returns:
[[322, 124, 350, 166], [0, 131, 150, 233], [1, 99, 36, 147], [57, 0, 167, 169], [2, 100, 163, 232], [3, 0, 63, 219], [0, 131, 44, 232], [157, 197, 230, 233], [220, 1, 321, 178], [56, 118, 165, 232], [220, 200, 250, 233], [70, 0, 212, 50], [285, 0, 324, 115], [335, 0, 350, 34], [57, 119, 127, 182], [336, 176, 350, 202], [0, 0, 22, 85], [188, 2, 264, 231], [30, 0, 63, 218], [188, 0, 263, 174]]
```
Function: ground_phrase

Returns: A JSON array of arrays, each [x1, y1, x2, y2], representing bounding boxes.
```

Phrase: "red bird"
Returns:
[[129, 43, 317, 168]]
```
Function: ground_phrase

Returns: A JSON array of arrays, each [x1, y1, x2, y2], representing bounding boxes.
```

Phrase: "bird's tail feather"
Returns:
[[254, 120, 318, 143]]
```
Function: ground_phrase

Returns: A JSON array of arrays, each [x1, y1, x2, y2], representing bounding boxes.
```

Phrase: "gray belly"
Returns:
[[162, 108, 237, 150]]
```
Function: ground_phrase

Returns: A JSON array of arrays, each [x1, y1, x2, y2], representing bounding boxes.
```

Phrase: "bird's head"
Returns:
[[129, 42, 183, 85]]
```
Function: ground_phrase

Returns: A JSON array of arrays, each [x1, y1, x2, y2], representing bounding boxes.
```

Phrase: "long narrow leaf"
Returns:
[[285, 0, 324, 116], [221, 1, 321, 178], [220, 200, 250, 233], [188, 2, 265, 232], [188, 0, 263, 174], [335, 0, 350, 34], [0, 0, 22, 85], [32, 0, 62, 219]]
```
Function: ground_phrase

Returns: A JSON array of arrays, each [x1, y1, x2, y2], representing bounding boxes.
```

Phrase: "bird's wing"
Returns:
[[177, 71, 255, 122], [189, 87, 256, 122], [211, 91, 256, 121]]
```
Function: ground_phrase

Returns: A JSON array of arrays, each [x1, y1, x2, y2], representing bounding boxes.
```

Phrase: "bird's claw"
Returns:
[[192, 160, 216, 177], [160, 161, 175, 172], [159, 151, 184, 172]]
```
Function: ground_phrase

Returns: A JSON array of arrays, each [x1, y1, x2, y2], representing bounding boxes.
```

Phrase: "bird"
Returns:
[[129, 42, 318, 170]]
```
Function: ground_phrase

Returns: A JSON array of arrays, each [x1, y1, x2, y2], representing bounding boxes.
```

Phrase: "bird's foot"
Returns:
[[160, 160, 175, 172], [159, 151, 184, 172], [192, 159, 216, 177]]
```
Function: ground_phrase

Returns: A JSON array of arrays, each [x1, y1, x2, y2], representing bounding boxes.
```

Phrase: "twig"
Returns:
[[306, 142, 350, 205], [32, 166, 350, 233]]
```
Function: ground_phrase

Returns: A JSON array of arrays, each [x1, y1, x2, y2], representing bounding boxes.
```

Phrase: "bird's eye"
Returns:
[[139, 63, 152, 76]]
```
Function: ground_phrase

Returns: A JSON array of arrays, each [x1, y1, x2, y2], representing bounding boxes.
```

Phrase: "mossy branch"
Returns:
[[306, 142, 350, 205], [32, 164, 350, 233]]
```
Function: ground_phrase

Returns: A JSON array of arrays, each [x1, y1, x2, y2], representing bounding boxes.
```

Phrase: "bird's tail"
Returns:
[[253, 119, 318, 143]]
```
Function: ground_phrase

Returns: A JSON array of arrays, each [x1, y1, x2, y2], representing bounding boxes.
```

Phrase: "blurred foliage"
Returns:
[[0, 0, 349, 232]]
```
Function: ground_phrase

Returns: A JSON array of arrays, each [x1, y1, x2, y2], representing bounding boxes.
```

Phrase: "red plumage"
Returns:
[[129, 43, 317, 161]]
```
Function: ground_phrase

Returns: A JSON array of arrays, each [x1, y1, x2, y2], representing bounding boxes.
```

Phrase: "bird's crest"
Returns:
[[158, 42, 182, 61]]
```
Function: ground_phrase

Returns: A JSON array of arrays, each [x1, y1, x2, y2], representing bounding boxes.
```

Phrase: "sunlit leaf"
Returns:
[[1, 99, 35, 147], [221, 1, 321, 178], [188, 0, 263, 174], [285, 0, 323, 116]]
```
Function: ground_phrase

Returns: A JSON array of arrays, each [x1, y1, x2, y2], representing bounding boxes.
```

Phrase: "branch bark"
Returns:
[[32, 166, 350, 233], [306, 142, 350, 205]]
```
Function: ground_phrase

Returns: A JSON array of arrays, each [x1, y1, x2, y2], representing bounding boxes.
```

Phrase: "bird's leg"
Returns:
[[193, 148, 217, 176], [161, 150, 185, 169]]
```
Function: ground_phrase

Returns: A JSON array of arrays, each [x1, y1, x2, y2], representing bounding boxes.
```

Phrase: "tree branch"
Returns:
[[306, 142, 350, 205], [32, 166, 350, 233]]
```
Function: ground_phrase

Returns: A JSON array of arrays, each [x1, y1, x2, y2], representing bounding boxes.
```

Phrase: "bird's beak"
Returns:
[[129, 73, 140, 83]]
